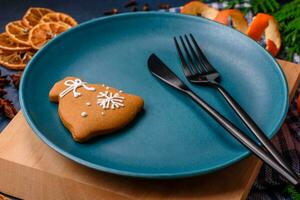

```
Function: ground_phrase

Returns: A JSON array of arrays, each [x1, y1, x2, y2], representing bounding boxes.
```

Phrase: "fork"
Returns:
[[148, 54, 299, 185], [174, 34, 298, 179]]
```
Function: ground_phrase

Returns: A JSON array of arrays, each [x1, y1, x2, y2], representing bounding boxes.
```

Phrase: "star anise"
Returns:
[[0, 75, 10, 88], [0, 98, 17, 119], [0, 88, 7, 97], [10, 73, 22, 89]]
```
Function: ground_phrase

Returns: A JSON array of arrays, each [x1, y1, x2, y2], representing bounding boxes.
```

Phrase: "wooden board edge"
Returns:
[[0, 112, 23, 135], [0, 157, 134, 200], [277, 59, 300, 102], [288, 70, 300, 103], [241, 158, 262, 200]]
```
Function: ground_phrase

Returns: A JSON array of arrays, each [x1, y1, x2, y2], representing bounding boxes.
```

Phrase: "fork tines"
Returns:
[[174, 34, 217, 78]]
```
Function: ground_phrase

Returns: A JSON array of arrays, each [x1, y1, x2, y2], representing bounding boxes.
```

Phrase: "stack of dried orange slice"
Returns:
[[0, 7, 77, 70]]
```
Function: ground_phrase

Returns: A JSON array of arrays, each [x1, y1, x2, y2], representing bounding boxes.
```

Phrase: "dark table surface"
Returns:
[[1, 0, 191, 31]]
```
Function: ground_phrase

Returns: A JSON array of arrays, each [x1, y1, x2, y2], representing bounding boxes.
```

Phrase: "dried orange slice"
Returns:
[[181, 1, 219, 20], [214, 9, 248, 33], [5, 20, 31, 46], [22, 7, 54, 27], [0, 49, 35, 70], [0, 32, 31, 51], [40, 12, 77, 27], [29, 22, 69, 49], [247, 13, 281, 56]]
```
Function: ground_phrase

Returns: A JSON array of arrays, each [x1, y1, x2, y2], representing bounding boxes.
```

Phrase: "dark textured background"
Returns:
[[1, 0, 191, 31], [0, 0, 290, 31]]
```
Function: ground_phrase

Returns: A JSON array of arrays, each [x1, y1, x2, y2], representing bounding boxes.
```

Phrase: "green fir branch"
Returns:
[[213, 0, 300, 60], [251, 0, 280, 14], [284, 184, 300, 200], [274, 0, 300, 59], [226, 0, 243, 9]]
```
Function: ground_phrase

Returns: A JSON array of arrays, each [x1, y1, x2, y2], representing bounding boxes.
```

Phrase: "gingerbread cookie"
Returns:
[[49, 76, 144, 142]]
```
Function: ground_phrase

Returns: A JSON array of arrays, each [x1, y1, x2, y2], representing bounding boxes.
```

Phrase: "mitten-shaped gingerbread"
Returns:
[[49, 76, 144, 142]]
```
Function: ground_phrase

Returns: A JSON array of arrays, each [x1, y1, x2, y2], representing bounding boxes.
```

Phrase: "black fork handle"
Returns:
[[186, 90, 299, 185], [215, 85, 297, 179]]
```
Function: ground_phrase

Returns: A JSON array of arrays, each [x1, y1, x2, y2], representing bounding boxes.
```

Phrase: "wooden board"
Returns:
[[0, 59, 299, 200]]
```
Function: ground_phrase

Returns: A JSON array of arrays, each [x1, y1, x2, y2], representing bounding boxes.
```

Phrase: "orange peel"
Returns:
[[247, 13, 281, 56], [214, 9, 248, 33], [181, 1, 219, 20]]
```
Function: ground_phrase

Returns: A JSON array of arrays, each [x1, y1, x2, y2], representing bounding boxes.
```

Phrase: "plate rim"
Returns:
[[20, 11, 289, 178]]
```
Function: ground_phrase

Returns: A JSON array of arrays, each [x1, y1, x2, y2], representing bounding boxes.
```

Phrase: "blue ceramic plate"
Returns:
[[20, 12, 288, 178]]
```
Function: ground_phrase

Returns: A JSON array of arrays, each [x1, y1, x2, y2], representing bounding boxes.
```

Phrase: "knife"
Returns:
[[148, 53, 299, 186]]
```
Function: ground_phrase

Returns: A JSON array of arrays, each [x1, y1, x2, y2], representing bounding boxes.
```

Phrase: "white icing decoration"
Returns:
[[86, 102, 91, 106], [97, 91, 125, 109], [102, 84, 105, 87], [81, 112, 88, 117], [119, 90, 123, 93], [106, 87, 110, 90], [59, 79, 96, 98]]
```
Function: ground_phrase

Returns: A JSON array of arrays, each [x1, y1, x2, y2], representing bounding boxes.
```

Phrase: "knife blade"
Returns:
[[148, 54, 188, 92]]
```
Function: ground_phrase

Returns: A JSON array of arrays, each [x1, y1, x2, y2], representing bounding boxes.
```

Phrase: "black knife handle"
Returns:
[[186, 90, 299, 185], [216, 85, 297, 178]]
